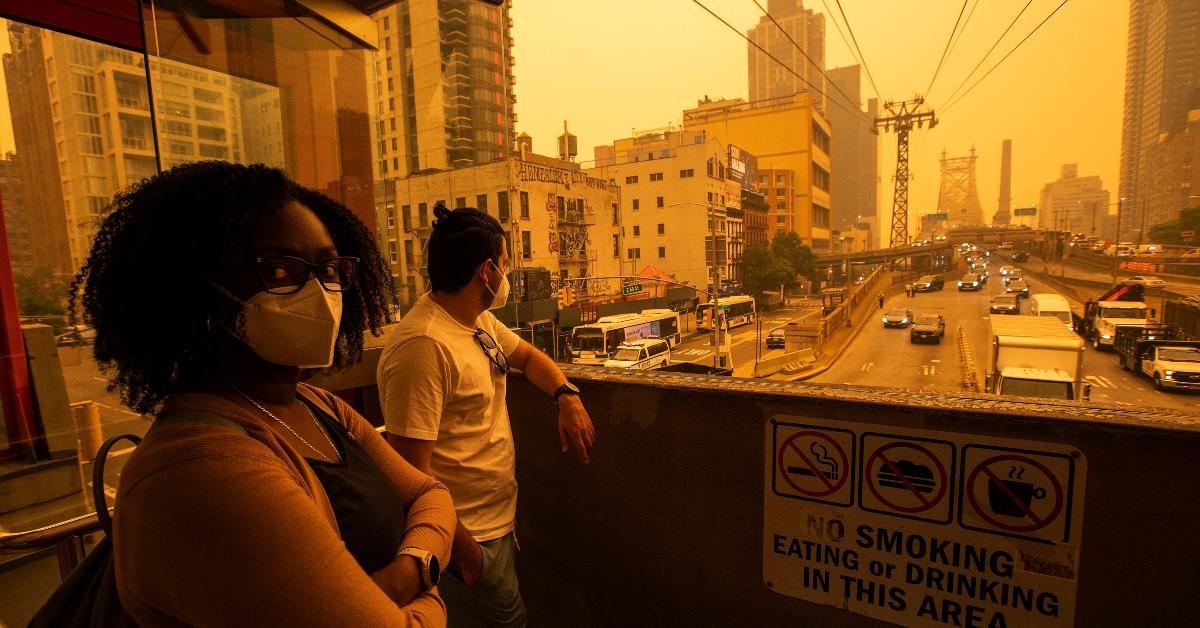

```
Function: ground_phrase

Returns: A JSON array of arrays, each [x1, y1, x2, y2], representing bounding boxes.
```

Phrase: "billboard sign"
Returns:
[[1014, 207, 1038, 216], [728, 144, 759, 192]]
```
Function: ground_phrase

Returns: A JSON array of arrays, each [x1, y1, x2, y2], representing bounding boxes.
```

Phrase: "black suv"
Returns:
[[912, 275, 944, 292]]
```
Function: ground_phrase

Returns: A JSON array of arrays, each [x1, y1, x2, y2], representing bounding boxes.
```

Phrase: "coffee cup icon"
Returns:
[[988, 479, 1047, 517]]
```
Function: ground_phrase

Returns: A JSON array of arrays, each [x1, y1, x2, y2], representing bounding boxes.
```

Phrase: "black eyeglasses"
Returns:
[[254, 255, 359, 295], [474, 328, 510, 375]]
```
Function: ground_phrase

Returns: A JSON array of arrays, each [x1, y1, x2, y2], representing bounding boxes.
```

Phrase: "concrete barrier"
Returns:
[[754, 348, 815, 378], [506, 368, 1200, 627]]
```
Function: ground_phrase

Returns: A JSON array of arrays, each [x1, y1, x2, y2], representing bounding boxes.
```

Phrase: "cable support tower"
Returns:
[[749, 0, 862, 116], [691, 0, 869, 122], [924, 0, 971, 100], [937, 0, 1034, 110], [943, 0, 1071, 113], [825, 0, 882, 101], [874, 98, 938, 248]]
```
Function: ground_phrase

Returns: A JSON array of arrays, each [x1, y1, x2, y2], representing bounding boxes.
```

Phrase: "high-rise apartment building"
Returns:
[[0, 152, 32, 276], [1119, 0, 1200, 237], [1038, 164, 1111, 236], [683, 94, 833, 251], [3, 24, 283, 276], [747, 0, 825, 113], [825, 65, 878, 237], [370, 0, 515, 179]]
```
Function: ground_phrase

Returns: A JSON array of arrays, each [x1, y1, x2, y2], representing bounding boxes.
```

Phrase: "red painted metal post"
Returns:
[[0, 194, 37, 460]]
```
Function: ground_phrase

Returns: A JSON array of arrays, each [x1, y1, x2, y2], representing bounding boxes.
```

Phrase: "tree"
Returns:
[[741, 243, 795, 301], [1147, 206, 1200, 245], [13, 266, 69, 318], [771, 231, 817, 282]]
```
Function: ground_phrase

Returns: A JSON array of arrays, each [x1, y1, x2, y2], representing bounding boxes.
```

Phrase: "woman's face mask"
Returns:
[[209, 278, 342, 368]]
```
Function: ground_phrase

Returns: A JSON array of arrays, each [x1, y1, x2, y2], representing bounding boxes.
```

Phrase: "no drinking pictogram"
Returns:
[[772, 422, 855, 506], [859, 434, 955, 524], [960, 445, 1076, 543]]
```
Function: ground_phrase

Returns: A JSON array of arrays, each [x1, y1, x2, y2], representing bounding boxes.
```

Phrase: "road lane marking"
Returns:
[[861, 362, 874, 372]]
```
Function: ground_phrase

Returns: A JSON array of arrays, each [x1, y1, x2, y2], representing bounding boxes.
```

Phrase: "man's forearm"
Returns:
[[521, 345, 568, 396]]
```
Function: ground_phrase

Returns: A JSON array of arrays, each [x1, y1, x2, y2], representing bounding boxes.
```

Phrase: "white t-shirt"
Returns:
[[377, 294, 522, 541]]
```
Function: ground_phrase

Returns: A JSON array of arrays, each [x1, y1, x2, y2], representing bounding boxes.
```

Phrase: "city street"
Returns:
[[668, 300, 824, 368], [809, 264, 1200, 414]]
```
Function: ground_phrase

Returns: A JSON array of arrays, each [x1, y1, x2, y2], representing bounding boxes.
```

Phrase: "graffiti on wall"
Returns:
[[546, 193, 559, 253]]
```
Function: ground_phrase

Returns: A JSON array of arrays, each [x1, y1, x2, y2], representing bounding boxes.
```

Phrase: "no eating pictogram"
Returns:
[[772, 422, 855, 506], [960, 445, 1076, 543], [860, 434, 955, 524]]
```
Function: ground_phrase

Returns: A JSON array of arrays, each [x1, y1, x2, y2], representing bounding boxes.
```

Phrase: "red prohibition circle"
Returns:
[[966, 454, 1064, 533], [776, 430, 849, 497], [865, 442, 948, 514]]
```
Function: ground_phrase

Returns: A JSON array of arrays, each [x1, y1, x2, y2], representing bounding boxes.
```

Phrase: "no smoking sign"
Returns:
[[772, 422, 855, 507]]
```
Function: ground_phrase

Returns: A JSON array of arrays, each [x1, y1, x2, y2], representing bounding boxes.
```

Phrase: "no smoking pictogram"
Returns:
[[860, 434, 955, 524], [960, 445, 1076, 543], [772, 422, 855, 506]]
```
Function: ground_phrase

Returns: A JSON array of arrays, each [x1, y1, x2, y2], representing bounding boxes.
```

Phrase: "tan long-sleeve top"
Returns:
[[113, 383, 455, 627]]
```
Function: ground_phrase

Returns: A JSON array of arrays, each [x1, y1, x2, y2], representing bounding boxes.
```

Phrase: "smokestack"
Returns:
[[995, 139, 1012, 225]]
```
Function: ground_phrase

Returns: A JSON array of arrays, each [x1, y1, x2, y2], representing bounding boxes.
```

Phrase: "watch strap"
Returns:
[[553, 382, 580, 403]]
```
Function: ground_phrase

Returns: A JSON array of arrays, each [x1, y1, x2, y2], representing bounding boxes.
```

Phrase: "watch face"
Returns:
[[428, 554, 441, 585]]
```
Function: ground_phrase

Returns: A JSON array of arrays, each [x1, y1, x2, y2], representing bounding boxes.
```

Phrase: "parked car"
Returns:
[[603, 339, 671, 370], [1006, 280, 1031, 298], [1124, 275, 1167, 288], [766, 327, 786, 349], [957, 274, 983, 291], [912, 275, 944, 292], [990, 294, 1021, 315], [909, 313, 946, 344], [882, 308, 913, 328]]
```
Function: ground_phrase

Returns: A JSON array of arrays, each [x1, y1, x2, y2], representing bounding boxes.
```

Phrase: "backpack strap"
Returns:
[[93, 434, 141, 538]]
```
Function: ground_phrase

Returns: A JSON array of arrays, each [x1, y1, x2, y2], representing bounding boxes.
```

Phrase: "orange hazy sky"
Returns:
[[510, 0, 1127, 234]]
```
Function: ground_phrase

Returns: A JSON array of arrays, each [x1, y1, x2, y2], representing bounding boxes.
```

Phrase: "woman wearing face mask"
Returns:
[[71, 162, 455, 626]]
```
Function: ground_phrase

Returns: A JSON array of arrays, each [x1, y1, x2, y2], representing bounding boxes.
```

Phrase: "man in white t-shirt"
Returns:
[[378, 205, 595, 627]]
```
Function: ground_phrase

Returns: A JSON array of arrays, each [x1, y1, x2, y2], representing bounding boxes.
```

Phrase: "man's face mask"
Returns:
[[482, 260, 511, 310]]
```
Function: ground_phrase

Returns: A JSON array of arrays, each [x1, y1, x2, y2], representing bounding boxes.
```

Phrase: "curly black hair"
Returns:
[[69, 161, 397, 414]]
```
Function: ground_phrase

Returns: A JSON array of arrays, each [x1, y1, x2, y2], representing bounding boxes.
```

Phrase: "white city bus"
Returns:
[[569, 309, 682, 365], [696, 295, 757, 331]]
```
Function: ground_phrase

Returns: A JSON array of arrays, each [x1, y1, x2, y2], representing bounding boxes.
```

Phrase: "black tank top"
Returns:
[[303, 400, 407, 574]]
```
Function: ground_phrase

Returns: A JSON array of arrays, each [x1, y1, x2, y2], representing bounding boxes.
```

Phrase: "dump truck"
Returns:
[[1074, 283, 1152, 350], [987, 316, 1090, 401]]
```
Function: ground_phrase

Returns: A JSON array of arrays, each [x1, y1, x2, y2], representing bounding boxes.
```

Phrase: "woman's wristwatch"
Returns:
[[397, 547, 441, 589]]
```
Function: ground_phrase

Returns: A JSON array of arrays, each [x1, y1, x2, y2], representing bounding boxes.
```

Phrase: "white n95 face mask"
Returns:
[[484, 261, 511, 310], [210, 278, 343, 368]]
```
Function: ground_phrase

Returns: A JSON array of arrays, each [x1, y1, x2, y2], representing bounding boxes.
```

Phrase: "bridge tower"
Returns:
[[874, 98, 937, 248], [937, 147, 984, 227]]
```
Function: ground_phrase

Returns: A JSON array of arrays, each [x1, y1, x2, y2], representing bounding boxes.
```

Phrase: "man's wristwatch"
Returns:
[[397, 547, 441, 589], [552, 382, 581, 403]]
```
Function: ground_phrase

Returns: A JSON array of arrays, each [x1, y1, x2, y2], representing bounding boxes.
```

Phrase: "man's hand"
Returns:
[[557, 395, 595, 463], [371, 553, 423, 608], [450, 537, 485, 587]]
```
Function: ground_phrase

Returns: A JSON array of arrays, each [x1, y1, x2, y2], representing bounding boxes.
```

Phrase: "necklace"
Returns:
[[227, 382, 338, 463]]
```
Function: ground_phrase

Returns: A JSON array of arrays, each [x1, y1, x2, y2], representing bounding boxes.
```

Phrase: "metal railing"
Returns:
[[0, 509, 105, 579]]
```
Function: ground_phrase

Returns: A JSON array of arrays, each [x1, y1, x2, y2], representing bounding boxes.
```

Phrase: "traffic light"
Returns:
[[556, 285, 576, 307]]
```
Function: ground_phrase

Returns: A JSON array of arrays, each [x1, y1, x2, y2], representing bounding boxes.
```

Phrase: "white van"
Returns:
[[1029, 293, 1074, 331], [603, 339, 671, 370]]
